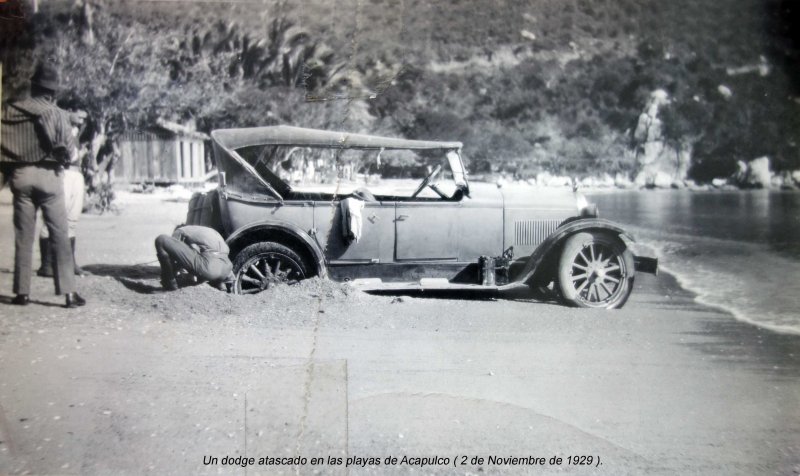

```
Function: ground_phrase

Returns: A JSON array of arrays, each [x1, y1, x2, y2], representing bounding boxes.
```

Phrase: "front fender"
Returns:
[[226, 220, 327, 278], [507, 218, 637, 287]]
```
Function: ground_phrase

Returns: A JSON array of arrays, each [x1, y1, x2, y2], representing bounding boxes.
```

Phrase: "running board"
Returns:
[[346, 278, 528, 293]]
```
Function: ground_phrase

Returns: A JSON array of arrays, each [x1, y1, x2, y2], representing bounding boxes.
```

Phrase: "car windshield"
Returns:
[[233, 144, 465, 198]]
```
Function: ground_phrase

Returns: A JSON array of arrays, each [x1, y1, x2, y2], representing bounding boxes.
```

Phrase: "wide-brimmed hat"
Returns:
[[30, 63, 60, 92]]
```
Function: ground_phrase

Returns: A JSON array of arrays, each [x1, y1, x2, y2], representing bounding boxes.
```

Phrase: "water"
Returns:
[[589, 190, 800, 334]]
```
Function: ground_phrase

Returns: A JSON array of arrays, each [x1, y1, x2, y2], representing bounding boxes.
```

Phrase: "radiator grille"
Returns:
[[514, 220, 561, 246]]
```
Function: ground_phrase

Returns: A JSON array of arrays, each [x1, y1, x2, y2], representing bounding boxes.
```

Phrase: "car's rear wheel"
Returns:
[[233, 242, 309, 295], [557, 232, 634, 309]]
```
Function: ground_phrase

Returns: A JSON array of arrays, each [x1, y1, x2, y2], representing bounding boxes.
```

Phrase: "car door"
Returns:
[[394, 201, 460, 261], [314, 199, 396, 265]]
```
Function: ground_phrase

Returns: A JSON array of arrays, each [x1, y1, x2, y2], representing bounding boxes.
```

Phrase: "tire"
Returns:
[[232, 242, 309, 295], [557, 232, 634, 309]]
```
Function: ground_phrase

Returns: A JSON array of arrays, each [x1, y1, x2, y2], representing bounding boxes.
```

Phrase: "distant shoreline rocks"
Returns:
[[726, 156, 799, 190], [489, 156, 800, 192]]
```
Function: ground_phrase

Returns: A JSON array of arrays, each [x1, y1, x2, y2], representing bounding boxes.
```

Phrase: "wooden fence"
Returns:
[[116, 132, 208, 184]]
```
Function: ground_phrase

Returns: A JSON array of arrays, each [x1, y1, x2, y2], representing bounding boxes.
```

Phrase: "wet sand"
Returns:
[[0, 190, 798, 475]]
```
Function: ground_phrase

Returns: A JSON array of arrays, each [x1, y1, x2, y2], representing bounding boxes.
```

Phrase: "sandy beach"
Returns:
[[0, 190, 798, 475]]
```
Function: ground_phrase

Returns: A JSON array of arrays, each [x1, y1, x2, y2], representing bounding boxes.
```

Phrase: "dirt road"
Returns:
[[0, 190, 798, 475]]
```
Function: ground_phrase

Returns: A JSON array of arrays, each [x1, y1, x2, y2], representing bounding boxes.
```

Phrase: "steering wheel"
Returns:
[[410, 165, 442, 198]]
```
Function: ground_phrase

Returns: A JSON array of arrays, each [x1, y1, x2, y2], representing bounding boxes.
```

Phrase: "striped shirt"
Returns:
[[1, 96, 76, 165]]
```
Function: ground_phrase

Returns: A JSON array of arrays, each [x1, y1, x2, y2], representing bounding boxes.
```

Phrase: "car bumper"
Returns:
[[634, 256, 659, 275]]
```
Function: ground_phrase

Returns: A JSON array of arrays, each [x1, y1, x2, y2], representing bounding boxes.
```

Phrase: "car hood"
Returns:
[[500, 184, 578, 211], [468, 182, 578, 211]]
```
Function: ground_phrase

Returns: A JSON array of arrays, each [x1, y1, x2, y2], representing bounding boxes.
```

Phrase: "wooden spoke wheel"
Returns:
[[557, 232, 634, 309], [233, 242, 308, 295]]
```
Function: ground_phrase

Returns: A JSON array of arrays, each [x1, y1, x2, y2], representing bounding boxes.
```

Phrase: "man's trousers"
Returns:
[[40, 168, 84, 239], [9, 165, 76, 295]]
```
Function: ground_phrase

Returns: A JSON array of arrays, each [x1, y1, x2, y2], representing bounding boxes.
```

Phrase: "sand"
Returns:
[[0, 190, 798, 475]]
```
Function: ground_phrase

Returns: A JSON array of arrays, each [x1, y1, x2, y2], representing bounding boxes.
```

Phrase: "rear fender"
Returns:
[[186, 190, 223, 232], [510, 218, 634, 286], [226, 221, 327, 278]]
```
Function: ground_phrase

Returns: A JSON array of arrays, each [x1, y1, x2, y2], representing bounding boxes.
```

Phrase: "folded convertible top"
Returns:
[[211, 125, 463, 150]]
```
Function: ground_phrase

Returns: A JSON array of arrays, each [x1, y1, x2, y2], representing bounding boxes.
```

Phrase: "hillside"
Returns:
[[2, 0, 798, 181]]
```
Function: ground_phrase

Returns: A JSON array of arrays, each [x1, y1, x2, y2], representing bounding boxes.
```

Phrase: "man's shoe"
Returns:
[[37, 266, 54, 277], [209, 280, 226, 291], [12, 294, 30, 306], [161, 279, 178, 291], [64, 292, 86, 308]]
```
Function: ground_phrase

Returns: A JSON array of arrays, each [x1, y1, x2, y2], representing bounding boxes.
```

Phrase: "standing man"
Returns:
[[1, 62, 86, 308], [37, 114, 89, 277], [154, 225, 232, 291]]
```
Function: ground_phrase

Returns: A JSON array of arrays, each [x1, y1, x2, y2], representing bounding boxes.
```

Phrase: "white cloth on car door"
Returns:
[[340, 197, 365, 243]]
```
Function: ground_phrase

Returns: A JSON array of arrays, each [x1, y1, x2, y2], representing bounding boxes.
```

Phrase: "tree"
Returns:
[[2, 0, 374, 203]]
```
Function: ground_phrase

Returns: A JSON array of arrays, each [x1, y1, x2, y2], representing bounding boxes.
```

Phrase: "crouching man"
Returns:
[[154, 225, 232, 291]]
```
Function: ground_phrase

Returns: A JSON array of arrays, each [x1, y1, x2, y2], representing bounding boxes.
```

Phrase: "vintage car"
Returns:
[[187, 125, 657, 308]]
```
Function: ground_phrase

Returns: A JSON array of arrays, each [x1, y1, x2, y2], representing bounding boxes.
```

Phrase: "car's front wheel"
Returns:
[[557, 232, 634, 309], [232, 242, 309, 295]]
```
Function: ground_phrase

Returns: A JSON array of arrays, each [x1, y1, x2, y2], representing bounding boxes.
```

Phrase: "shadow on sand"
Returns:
[[116, 278, 165, 294], [365, 285, 557, 304], [82, 264, 212, 295], [0, 294, 65, 308], [83, 264, 165, 294], [82, 264, 161, 280], [2, 264, 169, 296]]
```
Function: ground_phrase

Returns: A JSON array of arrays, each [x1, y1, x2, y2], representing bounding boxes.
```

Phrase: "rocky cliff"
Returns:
[[631, 90, 692, 188]]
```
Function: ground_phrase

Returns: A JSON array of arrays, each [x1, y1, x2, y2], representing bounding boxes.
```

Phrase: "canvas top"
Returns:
[[211, 125, 463, 151]]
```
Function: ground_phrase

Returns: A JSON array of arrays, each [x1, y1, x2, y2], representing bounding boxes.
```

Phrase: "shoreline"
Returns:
[[636, 268, 800, 380], [659, 262, 800, 337]]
